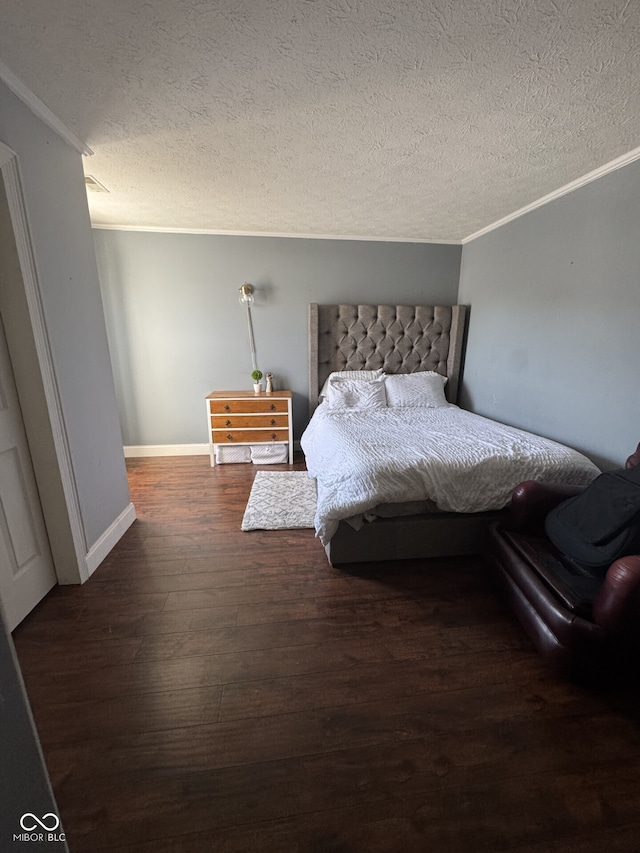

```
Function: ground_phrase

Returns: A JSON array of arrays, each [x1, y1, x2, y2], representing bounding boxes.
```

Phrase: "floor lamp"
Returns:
[[238, 282, 258, 373]]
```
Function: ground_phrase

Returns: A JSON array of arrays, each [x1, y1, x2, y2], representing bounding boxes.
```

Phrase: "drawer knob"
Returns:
[[270, 418, 276, 426], [224, 404, 230, 411], [271, 433, 277, 440], [226, 433, 233, 440], [225, 419, 231, 426], [269, 403, 276, 411]]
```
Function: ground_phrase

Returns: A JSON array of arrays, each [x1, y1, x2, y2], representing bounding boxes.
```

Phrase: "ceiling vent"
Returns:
[[84, 175, 109, 193]]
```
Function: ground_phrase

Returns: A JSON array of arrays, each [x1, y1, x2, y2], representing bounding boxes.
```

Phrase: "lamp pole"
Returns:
[[239, 283, 258, 372]]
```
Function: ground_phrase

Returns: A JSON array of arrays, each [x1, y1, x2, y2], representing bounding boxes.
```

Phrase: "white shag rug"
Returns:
[[241, 471, 317, 531]]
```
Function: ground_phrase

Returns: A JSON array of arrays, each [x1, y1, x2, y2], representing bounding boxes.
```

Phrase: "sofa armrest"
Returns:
[[509, 480, 588, 534], [626, 442, 640, 469], [593, 555, 640, 631]]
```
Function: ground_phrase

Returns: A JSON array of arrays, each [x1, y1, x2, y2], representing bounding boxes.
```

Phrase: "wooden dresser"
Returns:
[[206, 390, 293, 466]]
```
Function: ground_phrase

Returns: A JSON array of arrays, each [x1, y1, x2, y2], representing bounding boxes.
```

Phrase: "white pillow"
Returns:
[[318, 368, 384, 402], [326, 376, 388, 410], [384, 371, 448, 408]]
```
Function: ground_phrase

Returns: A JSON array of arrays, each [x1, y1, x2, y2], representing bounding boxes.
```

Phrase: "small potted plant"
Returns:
[[251, 369, 263, 393]]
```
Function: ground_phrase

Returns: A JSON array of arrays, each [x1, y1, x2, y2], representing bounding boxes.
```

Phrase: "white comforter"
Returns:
[[300, 404, 600, 545]]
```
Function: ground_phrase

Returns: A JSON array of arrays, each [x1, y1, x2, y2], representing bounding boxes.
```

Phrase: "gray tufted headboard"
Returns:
[[308, 304, 467, 415]]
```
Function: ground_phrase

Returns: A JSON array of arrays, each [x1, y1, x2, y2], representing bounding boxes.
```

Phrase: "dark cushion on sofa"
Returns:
[[545, 465, 640, 570]]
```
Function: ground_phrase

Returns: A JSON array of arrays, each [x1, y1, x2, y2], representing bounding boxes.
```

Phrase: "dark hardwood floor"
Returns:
[[12, 456, 640, 852]]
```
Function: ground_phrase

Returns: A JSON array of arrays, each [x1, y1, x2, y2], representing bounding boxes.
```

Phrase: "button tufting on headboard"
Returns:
[[308, 304, 467, 416]]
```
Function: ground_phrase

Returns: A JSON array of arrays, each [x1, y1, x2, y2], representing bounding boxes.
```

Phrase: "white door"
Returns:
[[0, 314, 56, 630]]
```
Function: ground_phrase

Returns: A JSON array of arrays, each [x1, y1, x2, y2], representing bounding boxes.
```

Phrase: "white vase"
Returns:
[[253, 383, 262, 393]]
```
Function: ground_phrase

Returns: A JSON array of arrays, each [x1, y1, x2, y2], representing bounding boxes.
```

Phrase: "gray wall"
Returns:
[[459, 158, 640, 470], [94, 229, 461, 445], [0, 80, 131, 548]]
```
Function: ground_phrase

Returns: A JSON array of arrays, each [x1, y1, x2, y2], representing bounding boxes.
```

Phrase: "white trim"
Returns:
[[124, 443, 210, 457], [0, 142, 90, 583], [92, 224, 460, 245], [124, 441, 304, 458], [463, 144, 640, 243], [0, 61, 93, 157], [126, 441, 303, 458], [85, 502, 136, 577], [0, 141, 18, 172]]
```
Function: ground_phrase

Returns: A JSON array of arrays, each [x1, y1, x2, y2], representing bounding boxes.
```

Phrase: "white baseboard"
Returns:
[[123, 441, 303, 459], [124, 443, 210, 457], [85, 502, 137, 577]]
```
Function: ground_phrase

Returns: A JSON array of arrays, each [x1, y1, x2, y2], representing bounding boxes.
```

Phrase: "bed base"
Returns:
[[325, 510, 506, 566]]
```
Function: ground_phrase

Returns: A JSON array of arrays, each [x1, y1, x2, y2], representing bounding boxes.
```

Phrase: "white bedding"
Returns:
[[300, 404, 600, 545]]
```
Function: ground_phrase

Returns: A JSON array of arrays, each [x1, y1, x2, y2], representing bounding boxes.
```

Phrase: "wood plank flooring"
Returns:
[[12, 456, 640, 852]]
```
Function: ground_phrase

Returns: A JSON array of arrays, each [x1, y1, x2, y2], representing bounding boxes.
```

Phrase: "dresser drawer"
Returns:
[[212, 429, 289, 444], [211, 414, 288, 429], [209, 399, 289, 415]]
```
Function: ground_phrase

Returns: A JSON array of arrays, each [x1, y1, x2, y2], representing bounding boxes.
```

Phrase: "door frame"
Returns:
[[0, 141, 88, 584]]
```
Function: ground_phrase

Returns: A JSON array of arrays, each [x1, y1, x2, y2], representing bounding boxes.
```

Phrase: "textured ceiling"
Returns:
[[1, 0, 639, 241]]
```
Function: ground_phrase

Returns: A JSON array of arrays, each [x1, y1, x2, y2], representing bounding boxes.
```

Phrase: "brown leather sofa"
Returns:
[[488, 444, 640, 675]]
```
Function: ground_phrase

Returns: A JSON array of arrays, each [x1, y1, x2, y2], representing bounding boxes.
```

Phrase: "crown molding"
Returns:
[[463, 144, 640, 244], [90, 223, 461, 245], [0, 60, 93, 157]]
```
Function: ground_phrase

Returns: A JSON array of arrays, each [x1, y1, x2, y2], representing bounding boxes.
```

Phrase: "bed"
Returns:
[[301, 303, 600, 565]]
